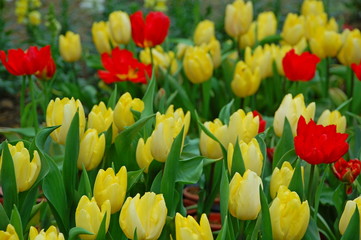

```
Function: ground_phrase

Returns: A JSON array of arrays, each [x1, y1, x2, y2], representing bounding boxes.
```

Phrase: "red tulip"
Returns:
[[98, 47, 152, 84], [333, 158, 361, 194], [35, 57, 56, 81], [351, 61, 361, 81], [0, 45, 53, 76], [252, 110, 266, 133], [130, 11, 170, 48], [294, 116, 349, 165], [282, 49, 320, 81]]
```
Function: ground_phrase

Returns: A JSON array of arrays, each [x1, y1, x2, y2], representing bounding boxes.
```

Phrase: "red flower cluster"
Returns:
[[351, 61, 361, 81], [130, 11, 170, 48], [252, 110, 266, 133], [0, 45, 55, 78], [294, 116, 349, 165], [333, 158, 361, 194], [98, 47, 152, 84], [282, 49, 320, 81]]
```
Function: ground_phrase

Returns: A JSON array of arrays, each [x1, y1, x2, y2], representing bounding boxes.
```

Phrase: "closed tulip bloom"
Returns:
[[0, 224, 19, 240], [94, 167, 127, 213], [202, 38, 222, 68], [352, 61, 361, 81], [272, 45, 292, 76], [229, 170, 262, 220], [150, 105, 191, 162], [77, 129, 105, 171], [273, 94, 315, 137], [119, 192, 167, 240], [113, 92, 144, 131], [283, 49, 320, 81], [29, 226, 64, 240], [227, 109, 259, 145], [108, 11, 131, 45], [317, 109, 346, 133], [199, 119, 228, 159], [92, 21, 112, 54], [231, 61, 261, 99], [245, 45, 273, 79], [270, 186, 310, 240], [309, 29, 342, 58], [76, 196, 111, 240], [193, 20, 215, 45], [333, 158, 361, 194], [0, 142, 41, 193], [239, 22, 256, 49], [270, 161, 294, 199], [339, 196, 361, 238], [136, 137, 154, 173], [303, 14, 327, 40], [140, 46, 173, 71], [175, 213, 213, 240], [281, 13, 305, 46], [183, 46, 213, 84], [338, 29, 361, 66], [227, 138, 263, 176], [35, 56, 56, 81], [301, 0, 325, 16], [28, 10, 41, 25], [59, 31, 82, 62], [257, 11, 277, 41], [225, 0, 253, 38], [88, 101, 114, 134]]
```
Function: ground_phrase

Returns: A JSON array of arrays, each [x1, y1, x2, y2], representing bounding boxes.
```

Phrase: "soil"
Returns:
[[0, 93, 20, 141]]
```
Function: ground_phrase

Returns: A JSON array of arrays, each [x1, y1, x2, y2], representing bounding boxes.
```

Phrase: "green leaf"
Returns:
[[218, 99, 234, 125], [1, 141, 18, 217], [127, 169, 144, 192], [107, 84, 118, 109], [69, 227, 94, 240], [303, 218, 321, 240], [314, 210, 337, 240], [0, 127, 35, 138], [160, 128, 184, 217], [257, 34, 282, 46], [35, 126, 59, 152], [95, 214, 108, 240], [220, 163, 229, 224], [215, 215, 228, 240], [19, 186, 38, 230], [260, 186, 272, 239], [0, 204, 9, 229], [141, 74, 157, 139], [10, 206, 23, 240], [273, 118, 294, 169], [341, 207, 360, 240], [63, 112, 80, 203], [288, 159, 304, 200], [231, 139, 245, 177], [275, 149, 297, 169], [175, 156, 204, 184], [150, 171, 163, 194], [78, 165, 92, 198]]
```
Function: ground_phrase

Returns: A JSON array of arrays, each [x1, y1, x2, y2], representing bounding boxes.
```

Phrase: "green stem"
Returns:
[[20, 76, 27, 127], [324, 57, 330, 98], [308, 164, 315, 205], [313, 165, 328, 220], [202, 80, 211, 119], [29, 76, 39, 132]]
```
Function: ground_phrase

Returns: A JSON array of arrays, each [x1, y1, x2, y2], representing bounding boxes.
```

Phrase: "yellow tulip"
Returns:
[[0, 224, 19, 240], [327, 17, 338, 32], [304, 14, 327, 40], [193, 20, 215, 45], [202, 38, 222, 68], [239, 22, 256, 49], [270, 186, 310, 240], [227, 138, 263, 176], [15, 0, 27, 23], [227, 109, 259, 145], [59, 31, 82, 62], [231, 61, 261, 98], [224, 0, 253, 38], [273, 94, 315, 137], [29, 226, 64, 240], [176, 43, 190, 59], [88, 101, 113, 133], [199, 119, 228, 159], [76, 196, 111, 240], [338, 29, 361, 66], [309, 28, 342, 58], [119, 192, 167, 240], [175, 213, 213, 240], [229, 170, 262, 220], [150, 105, 191, 162], [77, 129, 105, 171], [271, 45, 292, 76], [257, 11, 277, 41], [46, 97, 86, 145], [281, 13, 305, 46], [317, 109, 346, 133], [136, 137, 154, 173], [113, 92, 144, 131], [140, 46, 174, 72], [0, 141, 41, 193], [339, 196, 361, 238], [245, 45, 273, 79], [301, 0, 325, 16], [183, 46, 213, 84], [28, 10, 41, 25], [92, 21, 112, 54], [270, 161, 294, 199], [94, 167, 127, 213], [108, 11, 131, 45]]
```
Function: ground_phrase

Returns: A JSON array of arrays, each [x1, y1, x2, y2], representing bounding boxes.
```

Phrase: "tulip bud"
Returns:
[[270, 161, 294, 199], [175, 213, 214, 240], [77, 129, 106, 171], [193, 20, 215, 45], [202, 38, 222, 68], [92, 21, 112, 54], [46, 97, 86, 145], [199, 119, 228, 159], [28, 10, 41, 25], [257, 11, 277, 41], [113, 92, 144, 131], [270, 186, 310, 240], [340, 196, 361, 237], [309, 29, 342, 58], [333, 158, 361, 194], [76, 196, 111, 240], [239, 22, 256, 49], [225, 0, 253, 38], [0, 141, 41, 193], [0, 224, 19, 240], [29, 226, 64, 240], [136, 137, 154, 173], [281, 13, 305, 46], [229, 170, 262, 220], [176, 43, 190, 59], [94, 167, 127, 213], [338, 29, 361, 66], [231, 61, 261, 98], [329, 88, 348, 106], [108, 11, 131, 45], [183, 46, 213, 84], [317, 109, 346, 133], [245, 45, 273, 79], [119, 192, 167, 240], [271, 45, 292, 76], [227, 109, 259, 145], [59, 31, 82, 62], [301, 0, 325, 16], [273, 94, 315, 137], [140, 46, 173, 72], [150, 105, 191, 162], [88, 102, 118, 142], [304, 14, 327, 40], [227, 138, 263, 176]]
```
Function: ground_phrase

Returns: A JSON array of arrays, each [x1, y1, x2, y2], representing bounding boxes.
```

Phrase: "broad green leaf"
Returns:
[[0, 127, 35, 137], [107, 84, 118, 109], [141, 74, 157, 139], [231, 139, 245, 177], [257, 34, 282, 46], [288, 159, 304, 200], [314, 210, 337, 240], [220, 163, 229, 224], [256, 135, 267, 179], [10, 206, 23, 240], [69, 227, 93, 240], [215, 215, 228, 240], [95, 214, 108, 240], [175, 156, 204, 184], [0, 204, 9, 229], [275, 149, 297, 169], [150, 171, 163, 194], [273, 118, 294, 169], [260, 186, 272, 239], [218, 99, 234, 125], [19, 186, 38, 230], [127, 169, 144, 192], [78, 165, 92, 199], [303, 218, 321, 240], [341, 208, 359, 240]]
